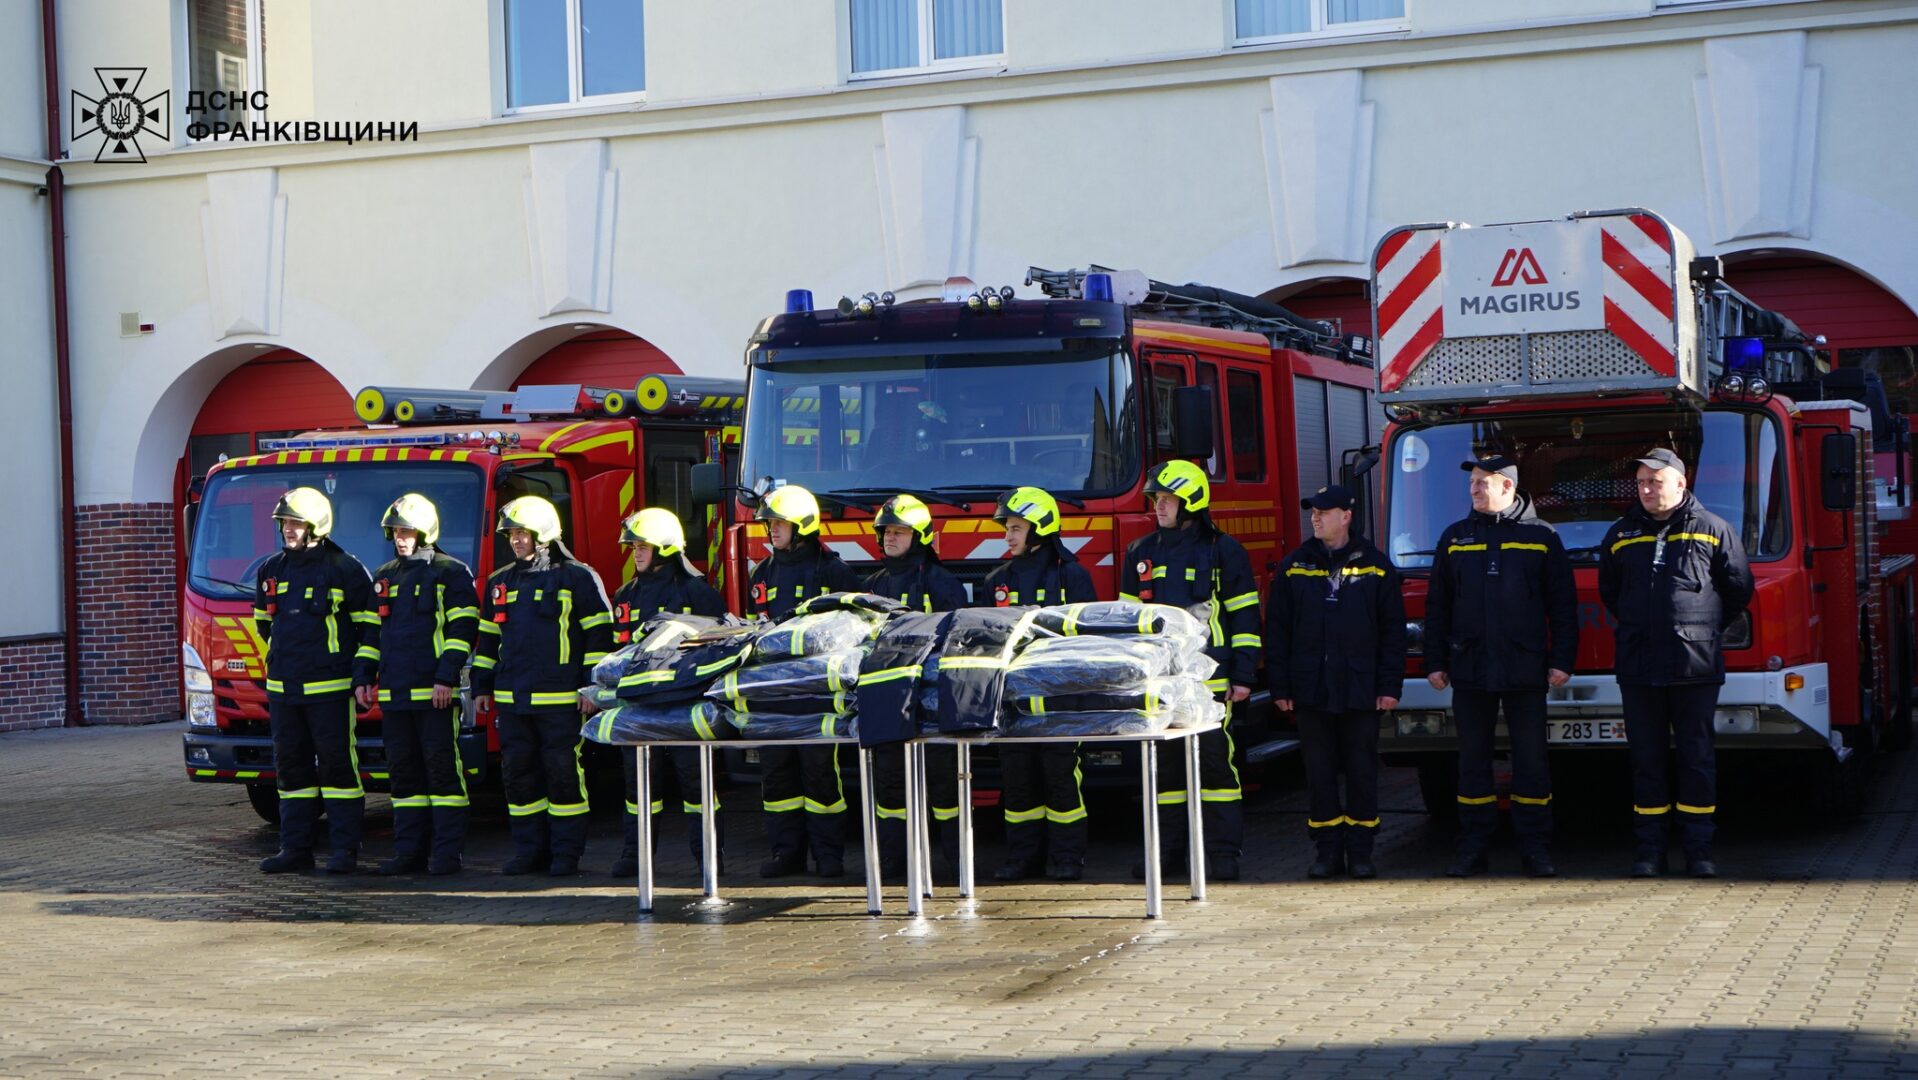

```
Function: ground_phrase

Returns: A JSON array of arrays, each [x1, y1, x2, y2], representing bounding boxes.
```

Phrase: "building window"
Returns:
[[851, 0, 1004, 79], [188, 0, 265, 134], [505, 0, 645, 112], [1234, 0, 1405, 44]]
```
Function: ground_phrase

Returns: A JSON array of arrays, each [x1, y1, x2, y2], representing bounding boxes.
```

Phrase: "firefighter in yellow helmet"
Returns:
[[605, 508, 727, 879], [745, 484, 863, 878], [471, 495, 614, 877], [254, 487, 380, 875], [356, 494, 480, 876], [862, 494, 968, 881], [980, 486, 1098, 881], [1120, 460, 1262, 880]]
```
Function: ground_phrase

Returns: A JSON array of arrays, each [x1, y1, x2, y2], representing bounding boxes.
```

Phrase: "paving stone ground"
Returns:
[[1, 721, 1915, 1078]]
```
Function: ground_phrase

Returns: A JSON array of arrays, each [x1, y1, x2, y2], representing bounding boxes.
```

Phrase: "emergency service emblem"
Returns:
[[71, 68, 170, 164]]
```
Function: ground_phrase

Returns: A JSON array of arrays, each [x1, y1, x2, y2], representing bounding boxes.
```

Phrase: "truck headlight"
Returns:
[[183, 641, 213, 693], [188, 692, 218, 728], [1404, 619, 1424, 656]]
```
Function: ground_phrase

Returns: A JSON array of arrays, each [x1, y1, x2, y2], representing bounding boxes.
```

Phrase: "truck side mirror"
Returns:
[[689, 462, 722, 506], [1821, 432, 1857, 511], [1171, 385, 1215, 462]]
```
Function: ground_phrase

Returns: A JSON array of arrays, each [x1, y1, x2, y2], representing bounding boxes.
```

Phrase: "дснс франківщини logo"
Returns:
[[72, 68, 170, 164]]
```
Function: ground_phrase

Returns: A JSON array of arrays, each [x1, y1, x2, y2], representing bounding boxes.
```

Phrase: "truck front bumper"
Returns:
[[182, 729, 489, 788]]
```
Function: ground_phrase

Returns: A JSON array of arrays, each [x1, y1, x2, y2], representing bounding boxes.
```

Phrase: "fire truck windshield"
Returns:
[[188, 464, 487, 601], [1384, 407, 1791, 567], [738, 342, 1140, 499]]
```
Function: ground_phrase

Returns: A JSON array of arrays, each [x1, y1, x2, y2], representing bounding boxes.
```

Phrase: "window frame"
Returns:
[[848, 0, 1007, 82], [502, 0, 647, 116], [1225, 367, 1268, 484], [1232, 0, 1407, 47], [185, 0, 266, 142]]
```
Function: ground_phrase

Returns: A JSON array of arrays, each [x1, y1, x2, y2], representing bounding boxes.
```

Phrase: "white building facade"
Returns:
[[2, 0, 1915, 727]]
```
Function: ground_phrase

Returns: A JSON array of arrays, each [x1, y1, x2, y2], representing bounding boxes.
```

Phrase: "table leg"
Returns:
[[699, 744, 720, 904], [1142, 740, 1162, 919], [1186, 732, 1207, 901], [635, 745, 654, 915], [859, 746, 882, 916], [956, 742, 975, 900], [904, 742, 924, 917], [914, 742, 934, 900]]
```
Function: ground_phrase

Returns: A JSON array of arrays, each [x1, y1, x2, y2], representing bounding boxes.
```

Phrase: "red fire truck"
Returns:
[[692, 269, 1377, 775], [1368, 209, 1916, 816], [181, 379, 741, 821]]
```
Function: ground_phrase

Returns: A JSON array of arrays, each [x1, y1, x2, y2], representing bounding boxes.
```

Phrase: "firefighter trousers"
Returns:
[[1453, 689, 1552, 857], [760, 745, 845, 864], [270, 696, 362, 800], [874, 744, 959, 868], [1621, 682, 1720, 858], [383, 707, 467, 807], [1155, 706, 1245, 860], [1296, 708, 1378, 859], [1000, 744, 1087, 869], [498, 709, 591, 858], [621, 746, 719, 857]]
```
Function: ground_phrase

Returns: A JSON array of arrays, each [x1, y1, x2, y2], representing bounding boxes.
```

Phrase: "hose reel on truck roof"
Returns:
[[354, 377, 745, 427]]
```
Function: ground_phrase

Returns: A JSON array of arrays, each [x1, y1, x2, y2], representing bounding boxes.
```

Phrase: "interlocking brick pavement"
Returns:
[[0, 721, 1914, 1078]]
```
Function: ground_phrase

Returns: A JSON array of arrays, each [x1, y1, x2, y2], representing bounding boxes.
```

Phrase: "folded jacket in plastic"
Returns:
[[582, 699, 734, 744]]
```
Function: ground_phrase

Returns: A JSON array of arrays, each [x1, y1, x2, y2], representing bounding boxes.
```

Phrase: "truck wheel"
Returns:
[[246, 783, 279, 825], [1415, 756, 1459, 830]]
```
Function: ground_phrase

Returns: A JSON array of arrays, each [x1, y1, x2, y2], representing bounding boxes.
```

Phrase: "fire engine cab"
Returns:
[[1370, 209, 1915, 816]]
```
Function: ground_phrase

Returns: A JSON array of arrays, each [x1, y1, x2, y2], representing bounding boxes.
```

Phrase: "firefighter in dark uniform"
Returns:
[[357, 494, 481, 876], [1266, 485, 1407, 879], [254, 487, 379, 875], [745, 484, 864, 878], [1599, 448, 1753, 878], [606, 507, 727, 878], [1121, 461, 1262, 881], [1424, 454, 1579, 879], [980, 487, 1098, 881], [471, 496, 614, 878], [862, 494, 969, 880]]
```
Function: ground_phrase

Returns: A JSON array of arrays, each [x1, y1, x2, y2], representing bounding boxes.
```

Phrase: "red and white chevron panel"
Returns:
[[1597, 213, 1679, 377], [1373, 227, 1445, 394]]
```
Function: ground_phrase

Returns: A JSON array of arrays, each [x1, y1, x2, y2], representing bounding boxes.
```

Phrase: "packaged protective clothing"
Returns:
[[749, 607, 886, 661], [854, 612, 947, 746], [1003, 676, 1225, 736], [717, 707, 855, 741], [608, 619, 755, 706], [935, 607, 1045, 734], [709, 650, 861, 703], [1003, 635, 1215, 699], [1030, 601, 1208, 649], [583, 699, 733, 744]]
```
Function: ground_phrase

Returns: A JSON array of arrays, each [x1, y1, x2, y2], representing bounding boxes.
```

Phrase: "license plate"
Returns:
[[1548, 719, 1627, 743]]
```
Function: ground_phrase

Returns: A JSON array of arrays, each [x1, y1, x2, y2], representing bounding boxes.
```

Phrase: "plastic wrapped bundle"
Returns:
[[854, 612, 945, 747], [1030, 601, 1209, 652], [1004, 636, 1202, 699], [582, 699, 733, 744], [708, 650, 860, 704], [750, 608, 884, 661], [935, 608, 1049, 734], [591, 614, 718, 688], [1002, 680, 1225, 738], [716, 705, 855, 741], [615, 633, 755, 705], [794, 592, 905, 618]]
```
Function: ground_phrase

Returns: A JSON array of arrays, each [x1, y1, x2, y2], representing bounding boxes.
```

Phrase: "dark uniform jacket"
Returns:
[[746, 540, 864, 622], [363, 550, 480, 705], [1264, 535, 1408, 713], [1119, 523, 1262, 691], [1598, 493, 1754, 687], [1423, 493, 1579, 692], [472, 552, 614, 712], [979, 542, 1096, 608], [254, 538, 377, 701], [610, 564, 726, 642], [862, 548, 968, 613]]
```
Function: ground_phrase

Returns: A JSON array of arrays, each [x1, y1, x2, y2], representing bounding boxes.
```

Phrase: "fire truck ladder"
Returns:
[[1025, 265, 1360, 362]]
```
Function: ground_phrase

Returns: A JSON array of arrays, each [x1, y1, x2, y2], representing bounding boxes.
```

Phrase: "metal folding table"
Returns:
[[622, 737, 884, 916], [905, 718, 1222, 919]]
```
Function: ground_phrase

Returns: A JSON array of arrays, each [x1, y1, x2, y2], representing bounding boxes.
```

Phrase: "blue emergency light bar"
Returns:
[[1082, 272, 1114, 303], [1723, 336, 1765, 372], [786, 289, 813, 314], [259, 432, 454, 452]]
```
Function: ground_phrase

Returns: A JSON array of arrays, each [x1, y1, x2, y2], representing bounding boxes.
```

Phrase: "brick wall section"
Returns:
[[0, 637, 66, 731], [75, 503, 182, 725]]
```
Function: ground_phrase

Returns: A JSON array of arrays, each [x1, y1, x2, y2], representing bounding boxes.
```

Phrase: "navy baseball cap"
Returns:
[[1461, 453, 1519, 480], [1634, 448, 1684, 472], [1301, 485, 1357, 512]]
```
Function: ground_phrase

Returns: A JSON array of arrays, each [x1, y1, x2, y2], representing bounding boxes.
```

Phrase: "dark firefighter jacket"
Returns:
[[472, 553, 613, 712], [1264, 535, 1408, 713], [979, 541, 1096, 608], [363, 550, 480, 705], [1598, 493, 1754, 686], [610, 564, 726, 642], [862, 548, 968, 614], [1423, 492, 1579, 691], [746, 540, 864, 622], [254, 538, 377, 701], [1119, 522, 1262, 691]]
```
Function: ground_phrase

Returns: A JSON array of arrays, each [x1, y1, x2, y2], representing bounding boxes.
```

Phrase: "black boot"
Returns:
[[937, 818, 962, 883], [759, 848, 806, 878], [1307, 831, 1345, 880], [323, 797, 364, 875], [502, 814, 550, 875], [378, 804, 431, 876], [807, 811, 847, 878], [427, 804, 466, 875], [260, 795, 318, 874], [548, 812, 588, 877], [610, 811, 641, 878]]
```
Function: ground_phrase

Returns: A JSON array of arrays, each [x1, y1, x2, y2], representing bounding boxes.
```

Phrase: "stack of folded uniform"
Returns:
[[581, 613, 752, 744], [706, 593, 900, 740], [1000, 601, 1225, 737]]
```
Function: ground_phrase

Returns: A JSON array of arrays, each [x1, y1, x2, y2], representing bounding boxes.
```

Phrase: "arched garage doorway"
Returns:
[[1724, 255, 1918, 414]]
